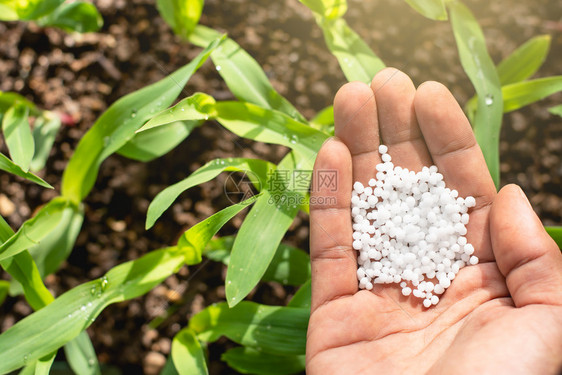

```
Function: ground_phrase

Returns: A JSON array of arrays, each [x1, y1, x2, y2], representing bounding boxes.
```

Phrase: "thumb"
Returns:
[[490, 184, 562, 307]]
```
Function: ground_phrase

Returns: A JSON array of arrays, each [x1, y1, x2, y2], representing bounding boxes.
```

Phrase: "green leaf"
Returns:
[[222, 347, 305, 375], [12, 203, 84, 287], [17, 362, 34, 375], [288, 279, 311, 309], [202, 236, 233, 263], [0, 0, 64, 20], [310, 105, 334, 126], [146, 158, 274, 229], [0, 211, 14, 241], [61, 36, 224, 204], [546, 226, 562, 249], [161, 357, 180, 375], [0, 197, 69, 262], [0, 247, 186, 374], [298, 0, 347, 19], [0, 280, 9, 305], [549, 104, 562, 117], [177, 195, 260, 265], [215, 101, 327, 163], [497, 35, 551, 86], [30, 112, 61, 172], [0, 91, 38, 114], [37, 2, 103, 33], [0, 3, 18, 21], [226, 152, 311, 306], [171, 328, 208, 375], [15, 352, 57, 375], [310, 105, 334, 134], [204, 236, 311, 286], [2, 104, 34, 172], [140, 98, 327, 161], [319, 17, 385, 84], [64, 331, 101, 375], [262, 243, 311, 286], [157, 0, 203, 39], [0, 152, 52, 188], [0, 214, 54, 311], [448, 1, 503, 189], [467, 76, 562, 120], [189, 26, 306, 123], [465, 34, 552, 120], [137, 93, 215, 133], [118, 120, 200, 162], [502, 76, 562, 113], [226, 193, 298, 306], [1, 250, 54, 310], [190, 301, 309, 355], [34, 352, 56, 375], [404, 0, 447, 20]]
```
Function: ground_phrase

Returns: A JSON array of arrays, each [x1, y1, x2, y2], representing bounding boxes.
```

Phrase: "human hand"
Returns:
[[307, 68, 562, 374]]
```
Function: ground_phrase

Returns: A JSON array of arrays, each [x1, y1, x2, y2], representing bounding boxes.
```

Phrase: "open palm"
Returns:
[[307, 68, 562, 374]]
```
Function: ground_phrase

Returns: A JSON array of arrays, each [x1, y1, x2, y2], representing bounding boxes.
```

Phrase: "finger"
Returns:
[[413, 81, 496, 202], [310, 138, 356, 313], [490, 184, 562, 307], [371, 68, 432, 171], [334, 81, 381, 185], [414, 81, 497, 261]]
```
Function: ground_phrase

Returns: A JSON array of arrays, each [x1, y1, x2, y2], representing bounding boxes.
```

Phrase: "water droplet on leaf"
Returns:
[[484, 95, 494, 106], [216, 65, 222, 71], [100, 276, 109, 291]]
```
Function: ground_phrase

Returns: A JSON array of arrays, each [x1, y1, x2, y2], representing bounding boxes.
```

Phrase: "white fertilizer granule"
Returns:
[[352, 145, 478, 307]]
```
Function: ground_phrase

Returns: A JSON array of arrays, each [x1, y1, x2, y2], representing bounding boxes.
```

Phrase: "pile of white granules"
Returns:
[[352, 145, 478, 308]]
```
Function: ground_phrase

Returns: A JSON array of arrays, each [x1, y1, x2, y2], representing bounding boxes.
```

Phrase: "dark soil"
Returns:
[[0, 0, 561, 373]]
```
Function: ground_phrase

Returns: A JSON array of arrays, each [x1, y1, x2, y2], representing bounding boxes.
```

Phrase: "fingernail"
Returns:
[[516, 185, 533, 210], [321, 136, 335, 147]]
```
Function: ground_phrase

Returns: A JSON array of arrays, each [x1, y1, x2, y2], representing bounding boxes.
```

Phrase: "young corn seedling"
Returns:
[[0, 0, 560, 373]]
